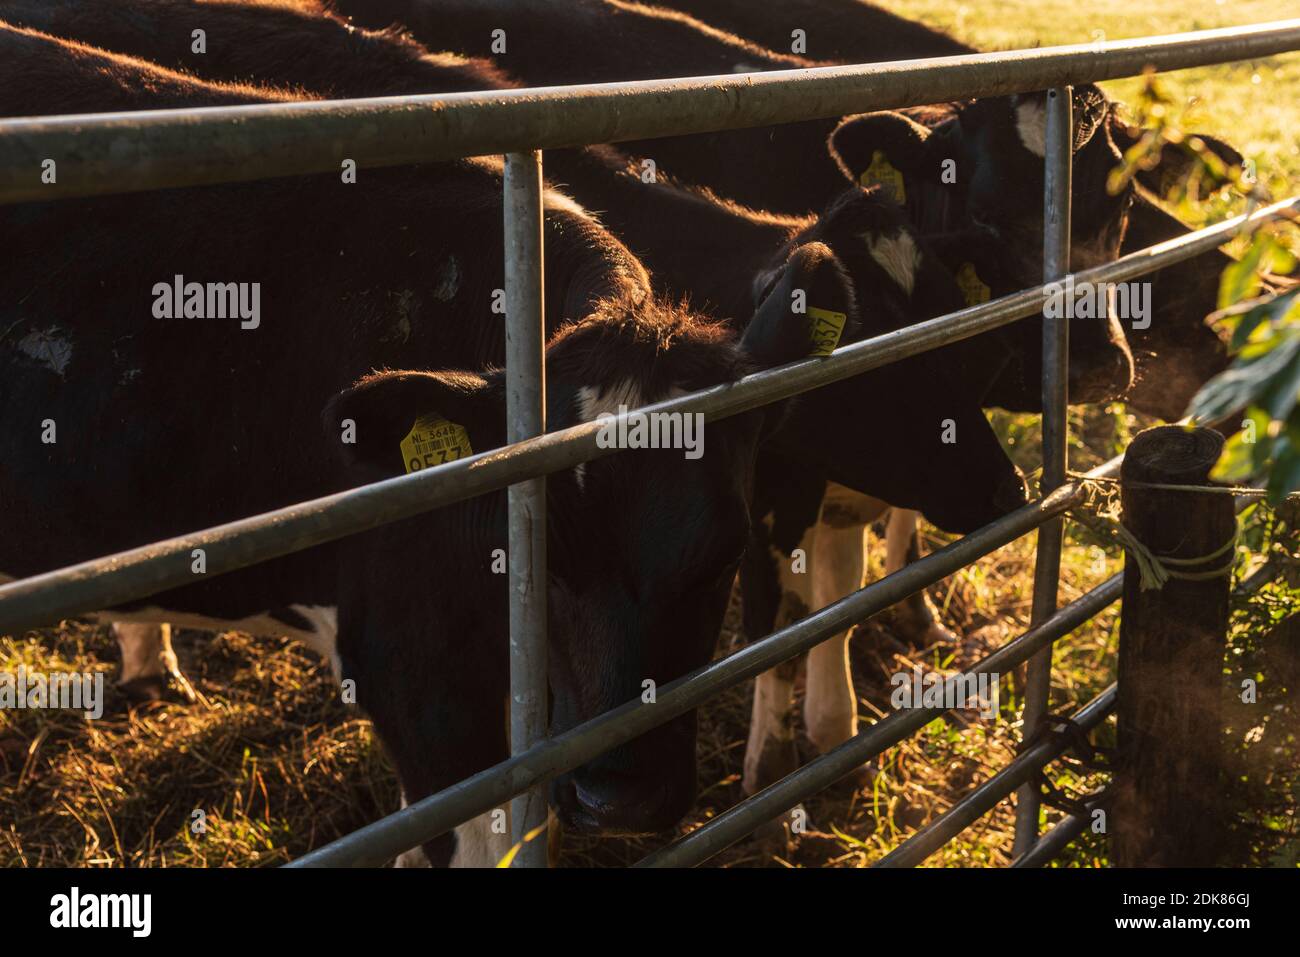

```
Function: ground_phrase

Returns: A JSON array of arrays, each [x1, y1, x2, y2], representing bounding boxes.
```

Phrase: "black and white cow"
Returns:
[[8, 3, 1035, 801], [0, 24, 858, 864]]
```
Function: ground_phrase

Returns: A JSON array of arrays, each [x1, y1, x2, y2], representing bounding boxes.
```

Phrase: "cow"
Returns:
[[0, 23, 848, 864], [0, 23, 1032, 859], [328, 0, 1240, 421], [648, 0, 1247, 419], [0, 0, 520, 98], [6, 3, 1037, 796]]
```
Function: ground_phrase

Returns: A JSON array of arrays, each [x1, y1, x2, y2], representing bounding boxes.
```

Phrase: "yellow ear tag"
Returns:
[[859, 150, 906, 204], [807, 306, 848, 357], [399, 415, 473, 473], [955, 262, 991, 307]]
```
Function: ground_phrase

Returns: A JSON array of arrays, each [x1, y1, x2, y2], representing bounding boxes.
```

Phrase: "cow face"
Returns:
[[325, 245, 854, 838], [752, 192, 1028, 534], [829, 89, 1138, 407]]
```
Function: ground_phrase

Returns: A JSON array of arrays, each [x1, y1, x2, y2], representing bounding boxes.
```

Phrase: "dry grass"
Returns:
[[0, 625, 397, 868], [1, 406, 1296, 868]]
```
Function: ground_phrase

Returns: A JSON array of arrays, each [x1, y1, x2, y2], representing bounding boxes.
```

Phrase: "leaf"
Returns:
[[1218, 233, 1271, 310], [1190, 325, 1300, 424], [1265, 442, 1300, 504], [1227, 288, 1300, 351], [1258, 335, 1300, 422], [1212, 430, 1262, 483]]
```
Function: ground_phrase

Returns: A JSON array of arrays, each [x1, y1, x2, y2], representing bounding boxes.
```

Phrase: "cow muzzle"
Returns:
[[552, 766, 692, 837]]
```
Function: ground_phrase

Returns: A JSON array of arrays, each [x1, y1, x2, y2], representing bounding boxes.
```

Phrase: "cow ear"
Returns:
[[828, 110, 938, 201], [741, 242, 858, 368], [1109, 114, 1245, 196], [322, 369, 505, 477]]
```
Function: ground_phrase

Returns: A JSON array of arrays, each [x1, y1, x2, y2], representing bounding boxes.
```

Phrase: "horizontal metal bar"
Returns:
[[872, 685, 1117, 868], [1012, 807, 1093, 868], [285, 474, 1272, 868], [870, 493, 1262, 869], [635, 573, 1122, 867], [1, 21, 1298, 204], [286, 468, 1113, 867], [3, 194, 1291, 636]]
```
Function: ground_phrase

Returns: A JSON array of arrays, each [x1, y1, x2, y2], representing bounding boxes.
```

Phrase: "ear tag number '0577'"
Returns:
[[400, 415, 473, 473], [807, 306, 847, 357], [860, 150, 906, 204]]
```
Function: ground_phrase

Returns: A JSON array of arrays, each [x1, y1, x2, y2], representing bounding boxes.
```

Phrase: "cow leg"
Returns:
[[743, 656, 801, 795], [742, 523, 816, 795], [113, 621, 196, 702], [884, 510, 957, 647], [803, 520, 864, 754]]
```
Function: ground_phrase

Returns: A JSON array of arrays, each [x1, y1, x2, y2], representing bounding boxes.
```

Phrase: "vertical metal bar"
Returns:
[[1013, 87, 1072, 857], [504, 150, 549, 868]]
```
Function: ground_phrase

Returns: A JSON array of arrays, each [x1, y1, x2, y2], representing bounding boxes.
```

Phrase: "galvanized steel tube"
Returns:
[[1012, 809, 1093, 868], [635, 574, 1122, 868], [1, 22, 1299, 204], [504, 151, 549, 868], [874, 686, 1117, 868], [1015, 85, 1074, 857], [287, 479, 1107, 867], [2, 197, 1294, 638]]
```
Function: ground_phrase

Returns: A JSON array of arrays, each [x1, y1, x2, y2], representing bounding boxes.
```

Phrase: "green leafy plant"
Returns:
[[1115, 73, 1300, 502]]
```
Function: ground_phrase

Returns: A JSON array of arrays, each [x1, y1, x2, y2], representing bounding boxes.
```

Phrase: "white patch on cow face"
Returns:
[[574, 380, 644, 490], [571, 381, 692, 488], [578, 379, 643, 423], [1015, 100, 1048, 158], [17, 327, 73, 377], [864, 231, 922, 296]]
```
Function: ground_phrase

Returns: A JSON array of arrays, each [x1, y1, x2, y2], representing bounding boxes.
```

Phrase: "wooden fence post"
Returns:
[[1112, 425, 1235, 866]]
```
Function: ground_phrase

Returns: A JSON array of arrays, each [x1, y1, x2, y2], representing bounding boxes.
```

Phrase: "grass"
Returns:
[[2, 0, 1298, 868], [4, 415, 1295, 867]]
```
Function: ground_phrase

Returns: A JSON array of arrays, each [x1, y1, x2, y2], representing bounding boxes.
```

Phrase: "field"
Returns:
[[2, 1, 1298, 868]]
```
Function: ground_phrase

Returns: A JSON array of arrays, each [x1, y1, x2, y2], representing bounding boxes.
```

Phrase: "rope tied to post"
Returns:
[[1064, 471, 1241, 591], [1110, 521, 1237, 591]]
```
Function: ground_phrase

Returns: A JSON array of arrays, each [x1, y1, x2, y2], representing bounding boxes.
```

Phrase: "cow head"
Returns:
[[828, 88, 1137, 408], [751, 190, 1028, 533], [324, 244, 854, 840]]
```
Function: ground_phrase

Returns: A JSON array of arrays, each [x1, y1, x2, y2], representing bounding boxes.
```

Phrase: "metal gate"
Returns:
[[2, 18, 1298, 868]]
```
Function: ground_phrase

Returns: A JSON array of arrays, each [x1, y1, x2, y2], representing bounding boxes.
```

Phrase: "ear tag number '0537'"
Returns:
[[860, 150, 906, 204], [807, 306, 847, 357], [400, 415, 473, 473], [955, 262, 991, 307]]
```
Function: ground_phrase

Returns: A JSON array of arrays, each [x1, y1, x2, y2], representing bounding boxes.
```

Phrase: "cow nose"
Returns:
[[994, 470, 1030, 514], [561, 769, 680, 836]]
